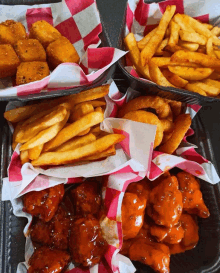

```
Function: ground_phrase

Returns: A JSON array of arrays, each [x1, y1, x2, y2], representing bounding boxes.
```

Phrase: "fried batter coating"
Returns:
[[29, 20, 61, 48], [0, 20, 27, 45], [69, 215, 107, 267], [31, 204, 72, 250], [177, 171, 210, 218], [122, 192, 146, 240], [0, 44, 20, 78], [28, 246, 70, 273], [129, 239, 170, 273], [71, 180, 101, 217], [147, 176, 183, 227], [23, 184, 64, 222]]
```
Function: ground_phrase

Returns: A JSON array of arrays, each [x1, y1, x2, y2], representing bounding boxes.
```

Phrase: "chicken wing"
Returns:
[[71, 180, 101, 217], [23, 184, 64, 222], [177, 171, 210, 218], [69, 215, 107, 267], [28, 246, 70, 273], [122, 192, 146, 240], [147, 176, 183, 227]]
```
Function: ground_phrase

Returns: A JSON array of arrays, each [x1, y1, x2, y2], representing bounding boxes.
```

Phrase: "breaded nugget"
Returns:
[[14, 39, 46, 62], [16, 61, 50, 85], [30, 20, 61, 48], [0, 44, 20, 78], [0, 25, 16, 45], [46, 36, 80, 69], [2, 20, 27, 42]]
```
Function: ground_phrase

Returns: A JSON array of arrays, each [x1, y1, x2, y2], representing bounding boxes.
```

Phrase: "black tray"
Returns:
[[117, 0, 220, 105], [1, 80, 220, 273], [0, 0, 115, 101]]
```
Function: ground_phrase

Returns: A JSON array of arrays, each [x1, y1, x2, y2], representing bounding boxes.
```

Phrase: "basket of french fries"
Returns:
[[118, 0, 220, 104]]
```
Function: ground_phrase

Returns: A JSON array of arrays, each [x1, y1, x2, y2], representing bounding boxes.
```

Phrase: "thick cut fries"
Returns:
[[202, 78, 220, 89], [168, 66, 213, 81], [4, 104, 38, 123], [206, 37, 216, 57], [171, 50, 220, 69], [149, 60, 174, 87], [151, 57, 200, 68], [137, 27, 158, 50], [16, 105, 67, 143], [54, 133, 96, 152], [44, 111, 104, 152], [32, 134, 125, 166], [162, 69, 188, 88], [155, 38, 169, 55], [179, 30, 207, 45], [70, 103, 94, 122], [82, 145, 116, 161], [211, 26, 220, 36], [185, 83, 207, 96], [141, 5, 176, 65], [89, 100, 106, 107], [173, 13, 195, 32], [20, 150, 29, 165], [168, 21, 180, 46], [19, 111, 70, 150], [178, 40, 199, 51], [28, 144, 44, 160], [159, 114, 191, 154], [190, 82, 220, 96]]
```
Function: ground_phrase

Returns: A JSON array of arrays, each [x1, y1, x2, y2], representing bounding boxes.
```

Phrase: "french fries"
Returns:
[[5, 85, 124, 167], [124, 5, 220, 97]]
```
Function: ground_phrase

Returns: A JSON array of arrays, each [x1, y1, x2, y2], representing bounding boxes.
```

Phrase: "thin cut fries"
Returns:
[[32, 134, 125, 166]]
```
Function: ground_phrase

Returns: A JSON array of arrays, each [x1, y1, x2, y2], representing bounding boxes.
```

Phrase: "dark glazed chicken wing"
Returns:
[[122, 192, 146, 240], [28, 246, 70, 273], [23, 184, 64, 222], [147, 176, 183, 227], [69, 215, 107, 267], [71, 180, 101, 217], [177, 171, 210, 218]]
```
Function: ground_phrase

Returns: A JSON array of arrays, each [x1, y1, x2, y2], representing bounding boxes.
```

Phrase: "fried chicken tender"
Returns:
[[169, 214, 199, 254], [28, 246, 70, 273], [147, 176, 183, 227], [129, 239, 170, 273], [177, 171, 210, 218], [23, 184, 64, 222], [69, 215, 107, 267], [71, 180, 101, 216], [122, 192, 146, 240], [31, 204, 72, 250]]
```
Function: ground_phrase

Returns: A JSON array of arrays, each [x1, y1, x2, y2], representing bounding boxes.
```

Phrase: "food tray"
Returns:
[[117, 0, 220, 105], [0, 0, 115, 102], [1, 73, 220, 273]]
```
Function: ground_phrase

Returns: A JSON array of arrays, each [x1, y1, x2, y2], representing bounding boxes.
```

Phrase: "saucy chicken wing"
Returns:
[[71, 180, 101, 217], [122, 192, 146, 240], [126, 179, 151, 206], [69, 215, 107, 267], [177, 171, 210, 218], [31, 204, 72, 250], [28, 246, 70, 273], [23, 184, 64, 222], [147, 176, 183, 227]]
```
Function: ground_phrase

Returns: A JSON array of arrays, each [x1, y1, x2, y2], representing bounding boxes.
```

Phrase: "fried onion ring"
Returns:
[[161, 131, 173, 145], [159, 114, 191, 154], [118, 96, 172, 119], [123, 110, 163, 148], [164, 99, 183, 118], [160, 119, 174, 133]]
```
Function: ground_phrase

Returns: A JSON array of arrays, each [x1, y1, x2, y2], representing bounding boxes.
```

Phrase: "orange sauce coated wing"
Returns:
[[122, 192, 146, 240]]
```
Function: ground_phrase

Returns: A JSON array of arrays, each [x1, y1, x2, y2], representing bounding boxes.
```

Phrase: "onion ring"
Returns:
[[160, 119, 174, 133], [159, 114, 191, 154], [123, 110, 163, 148], [118, 96, 172, 119], [164, 98, 183, 118]]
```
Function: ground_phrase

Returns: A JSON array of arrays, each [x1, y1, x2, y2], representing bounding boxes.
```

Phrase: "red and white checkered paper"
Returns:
[[124, 0, 220, 88], [0, 0, 126, 97]]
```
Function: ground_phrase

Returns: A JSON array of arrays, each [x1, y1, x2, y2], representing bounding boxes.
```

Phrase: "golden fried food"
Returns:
[[159, 114, 191, 154], [177, 171, 210, 218], [0, 20, 27, 45], [46, 36, 80, 69], [29, 20, 61, 48], [0, 44, 20, 78], [162, 69, 188, 88], [118, 96, 172, 119], [16, 61, 50, 85], [147, 176, 183, 227], [123, 110, 164, 148], [28, 246, 70, 273], [71, 180, 101, 216], [23, 184, 64, 222], [69, 215, 107, 267], [20, 150, 29, 165], [14, 39, 46, 62], [28, 144, 44, 160], [122, 192, 146, 240]]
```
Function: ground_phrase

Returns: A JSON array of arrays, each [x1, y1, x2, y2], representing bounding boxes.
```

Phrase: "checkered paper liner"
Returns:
[[0, 0, 126, 97], [123, 0, 220, 86]]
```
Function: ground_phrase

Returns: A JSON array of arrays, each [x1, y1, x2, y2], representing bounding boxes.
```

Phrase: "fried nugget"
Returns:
[[46, 36, 80, 69], [0, 44, 20, 78], [16, 61, 50, 85], [14, 39, 46, 62], [0, 20, 27, 45], [30, 20, 61, 48]]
